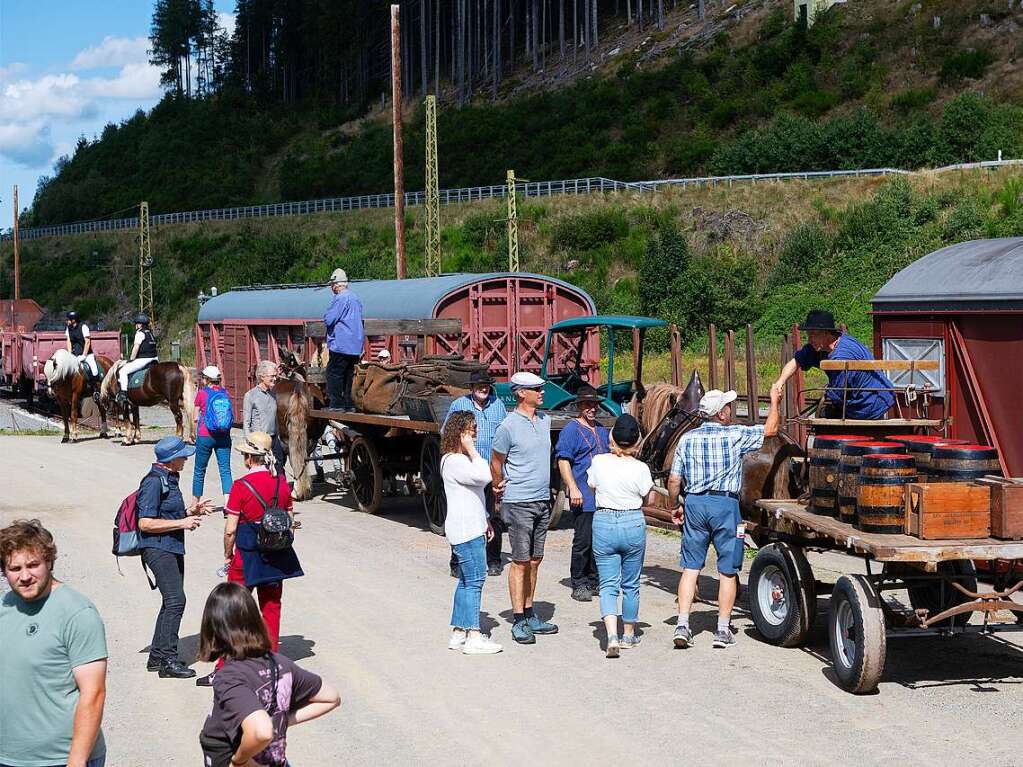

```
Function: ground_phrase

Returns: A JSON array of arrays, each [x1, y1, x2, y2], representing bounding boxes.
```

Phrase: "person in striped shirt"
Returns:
[[443, 370, 508, 577], [666, 385, 782, 649]]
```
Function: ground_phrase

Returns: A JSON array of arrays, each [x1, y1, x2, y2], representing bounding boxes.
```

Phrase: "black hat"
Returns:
[[66, 311, 78, 321], [467, 370, 495, 386], [575, 384, 601, 404], [799, 310, 838, 333], [611, 413, 641, 448]]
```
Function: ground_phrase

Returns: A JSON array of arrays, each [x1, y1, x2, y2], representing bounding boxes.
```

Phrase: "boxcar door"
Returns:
[[221, 324, 251, 422]]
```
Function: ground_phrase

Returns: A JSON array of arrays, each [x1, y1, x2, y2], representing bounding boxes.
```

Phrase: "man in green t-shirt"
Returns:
[[0, 520, 108, 767]]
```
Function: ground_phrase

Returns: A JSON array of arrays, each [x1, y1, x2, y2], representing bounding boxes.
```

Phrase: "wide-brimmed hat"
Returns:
[[699, 389, 738, 418], [236, 432, 273, 456], [201, 365, 221, 381], [612, 414, 641, 447], [467, 370, 496, 386], [575, 384, 601, 405], [155, 435, 195, 463], [799, 310, 839, 333], [509, 371, 545, 390]]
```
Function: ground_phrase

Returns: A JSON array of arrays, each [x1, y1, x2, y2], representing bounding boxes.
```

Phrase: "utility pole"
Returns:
[[12, 185, 20, 300], [506, 170, 519, 273], [424, 94, 441, 277], [138, 201, 155, 326], [391, 4, 407, 279]]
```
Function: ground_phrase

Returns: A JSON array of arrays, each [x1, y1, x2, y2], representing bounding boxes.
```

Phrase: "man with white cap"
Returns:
[[667, 385, 782, 649], [323, 268, 364, 411], [490, 371, 558, 644]]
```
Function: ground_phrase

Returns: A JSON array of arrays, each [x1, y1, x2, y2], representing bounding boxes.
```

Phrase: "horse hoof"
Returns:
[[60, 437, 69, 444]]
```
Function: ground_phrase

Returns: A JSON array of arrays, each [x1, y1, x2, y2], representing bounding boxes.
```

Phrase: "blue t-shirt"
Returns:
[[137, 465, 187, 555], [555, 420, 610, 512], [492, 410, 552, 503], [794, 333, 895, 419]]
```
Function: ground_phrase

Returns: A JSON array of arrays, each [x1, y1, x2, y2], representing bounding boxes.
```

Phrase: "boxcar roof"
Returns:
[[197, 272, 592, 322], [873, 237, 1023, 311]]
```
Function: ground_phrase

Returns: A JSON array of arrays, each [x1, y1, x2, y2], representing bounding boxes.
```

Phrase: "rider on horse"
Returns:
[[117, 313, 159, 404], [65, 311, 101, 386]]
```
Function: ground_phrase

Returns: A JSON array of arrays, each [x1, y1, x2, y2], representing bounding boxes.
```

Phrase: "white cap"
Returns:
[[329, 268, 348, 284], [375, 349, 391, 360], [202, 365, 221, 381], [698, 389, 737, 417], [509, 371, 546, 390]]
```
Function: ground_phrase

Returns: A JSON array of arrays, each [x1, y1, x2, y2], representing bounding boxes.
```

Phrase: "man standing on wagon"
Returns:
[[323, 268, 364, 412], [770, 309, 894, 420]]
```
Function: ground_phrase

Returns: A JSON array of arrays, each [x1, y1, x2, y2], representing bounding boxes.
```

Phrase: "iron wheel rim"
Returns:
[[421, 438, 445, 532], [350, 440, 376, 510]]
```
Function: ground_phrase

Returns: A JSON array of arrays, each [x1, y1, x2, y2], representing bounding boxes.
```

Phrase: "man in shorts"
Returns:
[[667, 385, 781, 648], [491, 371, 558, 645]]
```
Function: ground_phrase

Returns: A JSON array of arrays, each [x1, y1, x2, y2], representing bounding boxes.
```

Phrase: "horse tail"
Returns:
[[287, 381, 313, 501], [101, 360, 122, 400], [179, 364, 196, 441]]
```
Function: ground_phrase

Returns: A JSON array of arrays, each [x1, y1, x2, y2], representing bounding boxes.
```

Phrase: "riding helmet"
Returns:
[[134, 313, 150, 325], [66, 311, 79, 321]]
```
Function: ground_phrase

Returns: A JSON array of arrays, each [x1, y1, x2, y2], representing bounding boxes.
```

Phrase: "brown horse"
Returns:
[[101, 360, 196, 445], [275, 345, 329, 501], [43, 349, 113, 443]]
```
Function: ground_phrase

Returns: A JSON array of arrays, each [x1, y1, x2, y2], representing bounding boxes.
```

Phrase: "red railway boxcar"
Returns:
[[195, 272, 598, 417], [872, 237, 1023, 478]]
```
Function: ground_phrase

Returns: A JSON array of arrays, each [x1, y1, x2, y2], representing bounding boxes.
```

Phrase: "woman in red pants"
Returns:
[[197, 431, 303, 687]]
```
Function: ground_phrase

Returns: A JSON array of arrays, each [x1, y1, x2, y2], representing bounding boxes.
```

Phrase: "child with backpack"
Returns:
[[193, 365, 234, 508]]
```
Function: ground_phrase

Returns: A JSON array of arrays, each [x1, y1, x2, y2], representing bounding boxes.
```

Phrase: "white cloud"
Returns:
[[0, 121, 54, 167], [70, 36, 150, 70], [217, 12, 236, 37], [84, 63, 162, 100]]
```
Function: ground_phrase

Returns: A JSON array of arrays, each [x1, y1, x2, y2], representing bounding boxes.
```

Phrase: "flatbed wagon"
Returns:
[[746, 498, 1023, 694]]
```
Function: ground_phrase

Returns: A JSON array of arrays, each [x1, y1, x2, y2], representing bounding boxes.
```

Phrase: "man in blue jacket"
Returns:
[[323, 268, 365, 411], [771, 310, 895, 420]]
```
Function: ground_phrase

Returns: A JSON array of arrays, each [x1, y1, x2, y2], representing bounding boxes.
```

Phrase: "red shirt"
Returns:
[[226, 469, 293, 578]]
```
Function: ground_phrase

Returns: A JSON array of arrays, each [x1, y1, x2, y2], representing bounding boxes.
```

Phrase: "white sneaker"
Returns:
[[448, 630, 466, 650], [462, 635, 503, 655]]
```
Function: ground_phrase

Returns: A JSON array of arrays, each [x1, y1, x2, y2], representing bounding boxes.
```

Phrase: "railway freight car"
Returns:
[[195, 272, 598, 417]]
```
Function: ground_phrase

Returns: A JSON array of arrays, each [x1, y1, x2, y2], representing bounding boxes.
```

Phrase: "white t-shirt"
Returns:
[[133, 330, 146, 346], [65, 324, 91, 340], [587, 453, 654, 510], [441, 452, 492, 545]]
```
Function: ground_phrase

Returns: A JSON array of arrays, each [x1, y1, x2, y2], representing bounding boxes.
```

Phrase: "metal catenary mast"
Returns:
[[425, 95, 441, 277], [138, 201, 155, 327]]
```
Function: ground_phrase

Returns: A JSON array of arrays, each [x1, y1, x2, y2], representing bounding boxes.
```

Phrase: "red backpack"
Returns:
[[113, 471, 167, 581]]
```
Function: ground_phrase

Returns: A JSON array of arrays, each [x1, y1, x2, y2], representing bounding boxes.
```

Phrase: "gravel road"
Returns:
[[3, 425, 1022, 765]]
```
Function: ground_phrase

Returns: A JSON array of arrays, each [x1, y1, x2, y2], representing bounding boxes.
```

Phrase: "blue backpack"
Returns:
[[205, 387, 234, 433]]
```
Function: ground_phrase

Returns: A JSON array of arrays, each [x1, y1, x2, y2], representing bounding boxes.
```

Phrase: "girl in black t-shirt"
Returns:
[[197, 583, 341, 767]]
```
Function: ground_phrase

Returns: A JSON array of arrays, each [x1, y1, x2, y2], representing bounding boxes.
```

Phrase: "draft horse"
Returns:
[[43, 349, 113, 443], [275, 345, 329, 501], [101, 360, 196, 445]]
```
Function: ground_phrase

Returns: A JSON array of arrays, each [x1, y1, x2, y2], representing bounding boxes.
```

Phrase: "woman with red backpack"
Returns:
[[197, 432, 303, 687], [193, 365, 234, 509]]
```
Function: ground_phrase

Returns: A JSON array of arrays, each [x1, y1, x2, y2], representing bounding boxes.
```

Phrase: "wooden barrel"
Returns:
[[810, 434, 869, 462], [857, 454, 917, 534], [932, 444, 1002, 482], [837, 441, 907, 526], [809, 456, 840, 516], [886, 435, 969, 478]]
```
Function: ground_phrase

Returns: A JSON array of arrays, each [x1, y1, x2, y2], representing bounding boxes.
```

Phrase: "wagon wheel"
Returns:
[[828, 574, 886, 694], [420, 437, 446, 535], [349, 436, 382, 514], [749, 543, 817, 648], [551, 487, 567, 530]]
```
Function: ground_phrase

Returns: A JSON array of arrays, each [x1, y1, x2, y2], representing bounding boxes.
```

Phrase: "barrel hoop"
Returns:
[[857, 523, 904, 534], [933, 447, 999, 460], [809, 456, 838, 465], [859, 476, 913, 486]]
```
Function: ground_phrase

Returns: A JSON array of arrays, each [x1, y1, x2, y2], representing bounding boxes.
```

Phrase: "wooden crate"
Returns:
[[975, 476, 1023, 540], [904, 482, 991, 540]]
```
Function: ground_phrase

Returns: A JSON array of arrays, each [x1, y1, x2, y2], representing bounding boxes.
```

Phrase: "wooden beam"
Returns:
[[724, 329, 736, 393], [391, 4, 406, 279], [304, 318, 462, 338], [820, 359, 940, 371], [670, 323, 682, 388], [707, 324, 718, 390], [745, 323, 758, 423]]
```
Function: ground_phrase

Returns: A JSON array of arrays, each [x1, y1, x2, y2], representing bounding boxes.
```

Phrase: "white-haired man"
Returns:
[[243, 360, 286, 471], [324, 268, 364, 411]]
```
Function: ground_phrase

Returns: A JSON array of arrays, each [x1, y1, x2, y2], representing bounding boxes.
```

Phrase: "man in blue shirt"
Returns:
[[555, 385, 609, 602], [323, 268, 365, 411], [771, 310, 895, 420], [443, 369, 508, 576]]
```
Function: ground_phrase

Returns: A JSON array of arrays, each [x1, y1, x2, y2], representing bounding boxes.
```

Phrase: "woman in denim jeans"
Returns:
[[192, 365, 233, 509], [441, 412, 502, 655], [586, 414, 657, 658]]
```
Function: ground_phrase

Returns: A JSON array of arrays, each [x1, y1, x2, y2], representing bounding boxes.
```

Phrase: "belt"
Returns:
[[688, 490, 739, 501]]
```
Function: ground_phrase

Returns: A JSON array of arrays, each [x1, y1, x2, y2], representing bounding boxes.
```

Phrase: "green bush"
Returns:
[[550, 208, 629, 252], [939, 49, 995, 84], [767, 222, 831, 289]]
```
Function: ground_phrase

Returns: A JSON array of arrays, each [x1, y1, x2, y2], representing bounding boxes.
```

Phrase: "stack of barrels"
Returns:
[[809, 435, 867, 517], [837, 442, 908, 529], [885, 435, 968, 479]]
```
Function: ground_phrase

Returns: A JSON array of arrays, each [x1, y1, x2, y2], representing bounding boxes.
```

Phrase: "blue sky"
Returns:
[[0, 0, 234, 228]]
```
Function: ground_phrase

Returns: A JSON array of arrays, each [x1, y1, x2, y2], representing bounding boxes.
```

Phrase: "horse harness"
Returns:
[[639, 399, 700, 480]]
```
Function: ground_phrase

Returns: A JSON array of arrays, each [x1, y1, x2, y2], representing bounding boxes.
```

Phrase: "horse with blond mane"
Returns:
[[43, 348, 114, 443], [101, 359, 196, 445]]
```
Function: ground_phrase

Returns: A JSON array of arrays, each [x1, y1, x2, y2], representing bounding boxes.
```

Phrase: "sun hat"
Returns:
[[509, 371, 545, 390], [236, 432, 273, 456], [698, 389, 738, 418], [575, 384, 602, 404], [799, 309, 839, 333], [201, 365, 221, 381], [329, 268, 349, 285], [154, 435, 196, 463], [611, 414, 641, 447]]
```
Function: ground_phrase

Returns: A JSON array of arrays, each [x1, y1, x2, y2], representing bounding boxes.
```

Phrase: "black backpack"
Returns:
[[238, 478, 294, 553]]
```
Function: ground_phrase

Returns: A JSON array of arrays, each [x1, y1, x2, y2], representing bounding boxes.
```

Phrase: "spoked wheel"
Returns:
[[420, 437, 446, 535], [749, 543, 817, 647], [348, 436, 382, 514], [828, 574, 886, 694]]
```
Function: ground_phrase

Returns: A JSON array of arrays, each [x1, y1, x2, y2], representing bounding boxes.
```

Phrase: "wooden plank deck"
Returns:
[[753, 499, 1023, 563]]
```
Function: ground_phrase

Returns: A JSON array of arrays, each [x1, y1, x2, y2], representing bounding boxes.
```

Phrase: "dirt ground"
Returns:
[[3, 413, 1023, 765]]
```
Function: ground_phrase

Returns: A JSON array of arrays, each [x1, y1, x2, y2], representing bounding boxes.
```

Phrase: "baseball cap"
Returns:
[[329, 268, 348, 284], [154, 435, 196, 463], [698, 389, 738, 417], [509, 371, 545, 390], [611, 414, 641, 447], [201, 365, 221, 380]]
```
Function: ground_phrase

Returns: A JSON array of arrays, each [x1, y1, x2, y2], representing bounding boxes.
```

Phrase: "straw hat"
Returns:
[[236, 432, 273, 456]]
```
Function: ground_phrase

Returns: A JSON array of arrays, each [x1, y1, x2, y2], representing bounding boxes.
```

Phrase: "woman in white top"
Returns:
[[586, 414, 657, 658], [441, 412, 503, 655]]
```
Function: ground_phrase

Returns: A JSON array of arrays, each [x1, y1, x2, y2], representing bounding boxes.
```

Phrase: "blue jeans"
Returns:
[[450, 535, 487, 630], [192, 433, 233, 497], [592, 510, 647, 623]]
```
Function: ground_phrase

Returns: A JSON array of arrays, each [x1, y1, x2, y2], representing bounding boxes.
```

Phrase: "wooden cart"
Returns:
[[746, 499, 1023, 694]]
